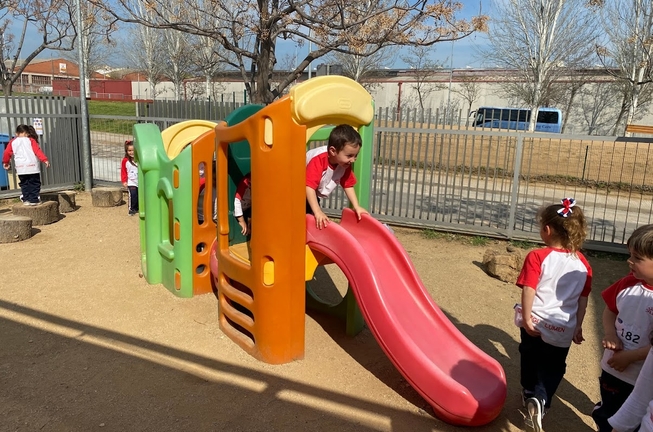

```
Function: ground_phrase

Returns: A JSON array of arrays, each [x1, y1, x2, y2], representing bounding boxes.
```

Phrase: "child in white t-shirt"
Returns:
[[593, 224, 653, 432], [515, 198, 592, 432]]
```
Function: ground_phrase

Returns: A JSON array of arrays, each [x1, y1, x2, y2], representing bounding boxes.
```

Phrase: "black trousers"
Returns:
[[592, 370, 636, 432], [519, 328, 570, 409], [18, 173, 41, 203], [128, 186, 138, 214]]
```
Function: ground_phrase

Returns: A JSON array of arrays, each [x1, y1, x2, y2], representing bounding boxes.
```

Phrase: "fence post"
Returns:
[[507, 134, 524, 239]]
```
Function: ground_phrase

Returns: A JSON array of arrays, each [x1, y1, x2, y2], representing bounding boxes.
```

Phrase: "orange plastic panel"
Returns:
[[215, 97, 307, 364], [191, 129, 219, 296]]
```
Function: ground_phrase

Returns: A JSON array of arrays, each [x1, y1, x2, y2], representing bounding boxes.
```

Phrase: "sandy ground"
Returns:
[[0, 193, 630, 432]]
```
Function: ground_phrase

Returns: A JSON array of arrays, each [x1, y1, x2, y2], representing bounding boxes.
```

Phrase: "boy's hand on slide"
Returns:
[[353, 206, 369, 220], [314, 210, 330, 230], [2, 163, 9, 170]]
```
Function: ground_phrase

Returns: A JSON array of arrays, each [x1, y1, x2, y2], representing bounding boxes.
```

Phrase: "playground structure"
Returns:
[[133, 76, 507, 426]]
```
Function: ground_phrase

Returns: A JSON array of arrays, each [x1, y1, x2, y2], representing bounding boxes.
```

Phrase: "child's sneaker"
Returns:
[[22, 201, 31, 206], [525, 397, 544, 432], [521, 389, 535, 407]]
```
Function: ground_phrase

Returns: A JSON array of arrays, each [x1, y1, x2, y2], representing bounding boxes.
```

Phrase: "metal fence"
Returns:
[[2, 99, 652, 252], [0, 96, 84, 193]]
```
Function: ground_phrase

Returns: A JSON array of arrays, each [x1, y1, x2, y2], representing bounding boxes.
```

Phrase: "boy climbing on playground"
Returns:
[[515, 198, 592, 432], [306, 124, 368, 229], [121, 140, 138, 216], [234, 172, 251, 235], [2, 124, 50, 205], [592, 223, 653, 432]]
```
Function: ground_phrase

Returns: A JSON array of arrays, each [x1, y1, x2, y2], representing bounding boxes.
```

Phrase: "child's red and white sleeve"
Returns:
[[30, 138, 48, 163], [305, 158, 323, 189], [516, 250, 543, 289], [120, 158, 128, 184], [601, 274, 638, 314], [2, 139, 14, 164]]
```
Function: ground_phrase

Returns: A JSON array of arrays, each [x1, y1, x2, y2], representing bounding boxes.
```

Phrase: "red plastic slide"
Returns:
[[306, 209, 507, 426]]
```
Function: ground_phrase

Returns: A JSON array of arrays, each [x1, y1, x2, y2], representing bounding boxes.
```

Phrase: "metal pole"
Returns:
[[75, 0, 93, 190], [446, 39, 454, 123], [307, 29, 312, 79]]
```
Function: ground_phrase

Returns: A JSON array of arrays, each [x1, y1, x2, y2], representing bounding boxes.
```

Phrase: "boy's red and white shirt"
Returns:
[[306, 146, 356, 198], [600, 274, 653, 384], [234, 174, 251, 218], [516, 247, 592, 347]]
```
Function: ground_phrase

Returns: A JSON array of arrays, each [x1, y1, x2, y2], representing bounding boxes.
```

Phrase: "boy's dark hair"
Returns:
[[537, 202, 587, 252], [16, 124, 39, 142], [328, 124, 362, 153], [627, 224, 653, 259]]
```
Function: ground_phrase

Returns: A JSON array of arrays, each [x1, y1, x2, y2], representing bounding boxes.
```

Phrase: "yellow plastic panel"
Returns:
[[162, 120, 218, 158], [290, 76, 374, 128]]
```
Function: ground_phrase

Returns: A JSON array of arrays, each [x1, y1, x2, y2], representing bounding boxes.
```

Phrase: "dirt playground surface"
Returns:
[[0, 193, 630, 431]]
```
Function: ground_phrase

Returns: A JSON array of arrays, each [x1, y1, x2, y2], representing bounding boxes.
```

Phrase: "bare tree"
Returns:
[[482, 0, 601, 131], [575, 80, 621, 135], [451, 74, 482, 117], [161, 29, 194, 100], [0, 0, 75, 95], [328, 46, 397, 92], [545, 67, 595, 133], [595, 0, 653, 133], [401, 46, 445, 112], [90, 0, 488, 104], [61, 1, 116, 94], [122, 7, 166, 100], [189, 34, 227, 101]]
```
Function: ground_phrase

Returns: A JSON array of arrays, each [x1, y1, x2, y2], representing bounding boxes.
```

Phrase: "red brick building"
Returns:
[[14, 58, 105, 93]]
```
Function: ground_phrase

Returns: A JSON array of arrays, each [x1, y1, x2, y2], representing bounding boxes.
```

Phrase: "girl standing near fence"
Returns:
[[120, 140, 138, 216]]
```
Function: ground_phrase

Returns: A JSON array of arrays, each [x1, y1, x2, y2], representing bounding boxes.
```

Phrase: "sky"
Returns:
[[13, 0, 490, 70]]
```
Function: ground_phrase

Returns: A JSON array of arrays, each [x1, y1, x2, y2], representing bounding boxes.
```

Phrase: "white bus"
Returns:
[[471, 107, 563, 133]]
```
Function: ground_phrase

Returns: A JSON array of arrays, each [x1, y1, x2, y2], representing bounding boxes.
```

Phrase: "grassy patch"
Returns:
[[509, 240, 539, 249], [88, 100, 136, 116], [469, 236, 491, 247], [88, 100, 137, 134], [421, 229, 446, 240]]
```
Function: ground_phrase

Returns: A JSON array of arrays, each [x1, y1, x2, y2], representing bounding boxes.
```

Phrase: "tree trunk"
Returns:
[[91, 187, 124, 207], [11, 201, 60, 226], [0, 215, 32, 243]]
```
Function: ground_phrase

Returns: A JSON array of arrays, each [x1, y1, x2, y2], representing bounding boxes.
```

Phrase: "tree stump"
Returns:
[[41, 191, 77, 213], [0, 214, 32, 243], [91, 187, 124, 207], [11, 201, 60, 226]]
